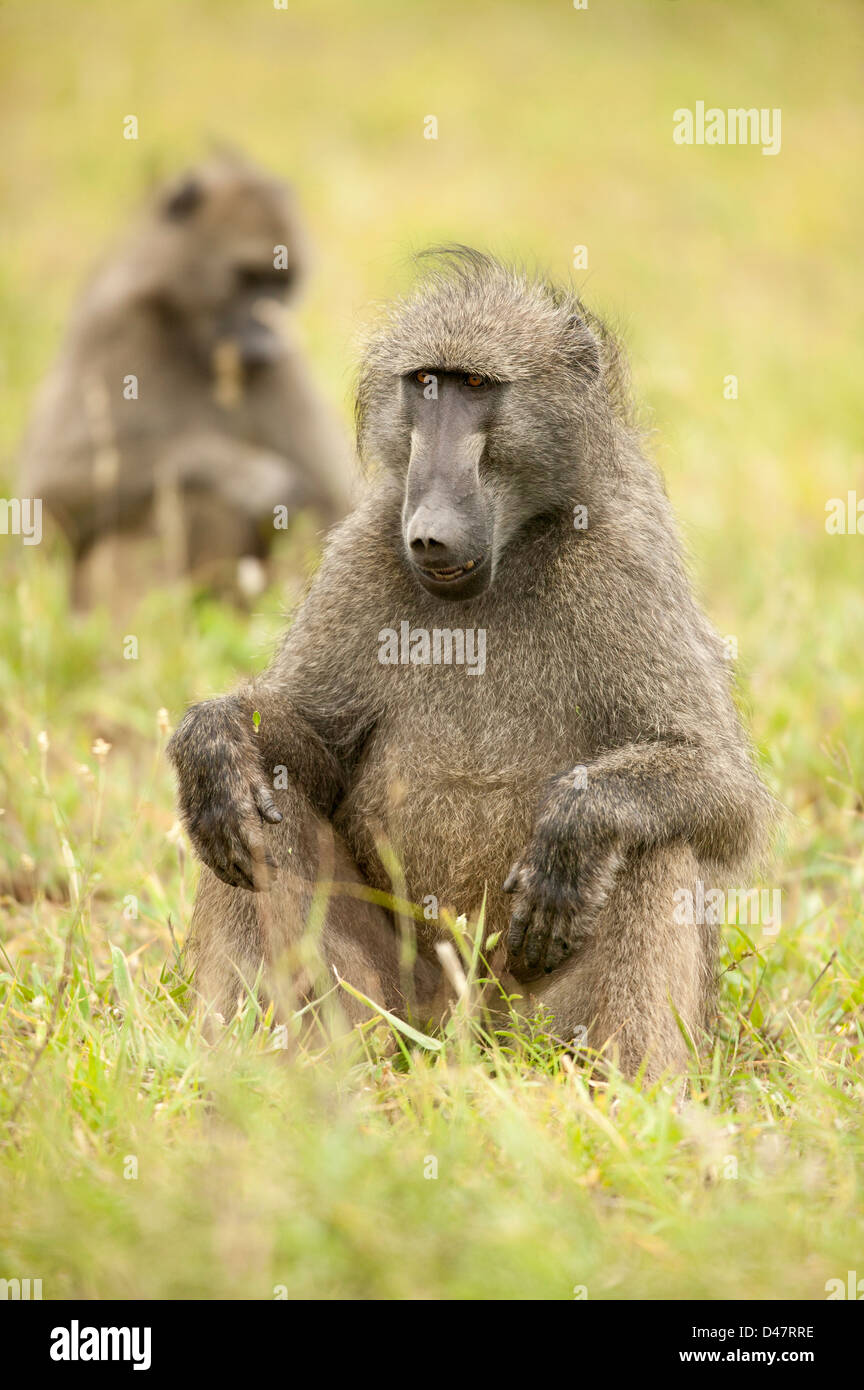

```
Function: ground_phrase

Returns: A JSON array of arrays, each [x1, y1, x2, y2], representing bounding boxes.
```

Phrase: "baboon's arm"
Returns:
[[506, 736, 773, 976], [29, 456, 153, 552], [556, 738, 770, 867], [31, 431, 300, 554], [169, 498, 383, 888], [160, 433, 306, 520]]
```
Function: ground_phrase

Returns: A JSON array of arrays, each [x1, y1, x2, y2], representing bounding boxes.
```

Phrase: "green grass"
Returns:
[[1, 0, 863, 1299]]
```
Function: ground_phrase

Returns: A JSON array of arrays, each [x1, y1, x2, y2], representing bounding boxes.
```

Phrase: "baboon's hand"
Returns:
[[504, 826, 622, 977], [167, 696, 283, 892]]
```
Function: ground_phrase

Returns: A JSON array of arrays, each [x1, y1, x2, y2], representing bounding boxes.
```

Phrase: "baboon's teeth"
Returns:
[[418, 555, 485, 583]]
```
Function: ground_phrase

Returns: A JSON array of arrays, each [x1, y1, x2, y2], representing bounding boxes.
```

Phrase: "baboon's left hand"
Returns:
[[504, 826, 622, 977]]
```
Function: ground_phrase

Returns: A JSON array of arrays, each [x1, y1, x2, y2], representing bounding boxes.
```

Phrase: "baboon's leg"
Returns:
[[74, 497, 269, 611], [188, 783, 443, 1036], [181, 492, 265, 586], [521, 844, 713, 1081]]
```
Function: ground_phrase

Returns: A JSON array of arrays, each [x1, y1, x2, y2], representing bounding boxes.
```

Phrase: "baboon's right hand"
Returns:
[[167, 696, 283, 892]]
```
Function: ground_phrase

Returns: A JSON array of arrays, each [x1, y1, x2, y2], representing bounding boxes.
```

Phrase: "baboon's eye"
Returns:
[[465, 373, 487, 389], [414, 369, 432, 384]]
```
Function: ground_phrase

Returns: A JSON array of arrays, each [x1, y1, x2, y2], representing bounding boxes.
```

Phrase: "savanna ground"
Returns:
[[0, 0, 862, 1300]]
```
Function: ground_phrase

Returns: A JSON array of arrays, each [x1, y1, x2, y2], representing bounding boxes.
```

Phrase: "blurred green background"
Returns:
[[0, 0, 862, 1301], [2, 0, 861, 812]]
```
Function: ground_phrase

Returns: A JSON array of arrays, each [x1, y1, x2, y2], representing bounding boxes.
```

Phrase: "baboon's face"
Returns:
[[358, 254, 606, 601], [397, 364, 579, 602], [209, 255, 295, 368], [155, 167, 306, 372], [399, 369, 502, 601]]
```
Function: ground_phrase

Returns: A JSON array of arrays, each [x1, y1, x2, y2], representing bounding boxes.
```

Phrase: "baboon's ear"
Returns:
[[565, 313, 602, 384], [162, 178, 204, 221]]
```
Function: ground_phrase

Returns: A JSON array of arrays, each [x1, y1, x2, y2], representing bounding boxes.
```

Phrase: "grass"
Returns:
[[1, 0, 863, 1299]]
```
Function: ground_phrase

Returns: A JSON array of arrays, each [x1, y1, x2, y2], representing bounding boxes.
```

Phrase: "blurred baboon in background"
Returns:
[[19, 152, 354, 607], [169, 248, 774, 1080]]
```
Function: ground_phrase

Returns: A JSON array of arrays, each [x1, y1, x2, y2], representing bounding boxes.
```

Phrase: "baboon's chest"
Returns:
[[335, 647, 586, 919]]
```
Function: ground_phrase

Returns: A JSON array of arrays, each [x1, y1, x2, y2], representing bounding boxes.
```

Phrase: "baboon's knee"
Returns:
[[188, 787, 416, 1035], [525, 844, 713, 1079], [187, 868, 267, 1027]]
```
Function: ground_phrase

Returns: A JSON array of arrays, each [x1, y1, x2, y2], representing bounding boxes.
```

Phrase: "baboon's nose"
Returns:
[[410, 534, 446, 554], [405, 499, 490, 597], [406, 506, 456, 559]]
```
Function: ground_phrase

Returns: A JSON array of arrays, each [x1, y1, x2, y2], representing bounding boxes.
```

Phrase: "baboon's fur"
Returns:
[[20, 153, 354, 607], [169, 248, 773, 1078]]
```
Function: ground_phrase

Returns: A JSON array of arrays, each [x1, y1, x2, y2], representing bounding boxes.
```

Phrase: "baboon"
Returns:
[[19, 152, 354, 606], [168, 247, 773, 1079]]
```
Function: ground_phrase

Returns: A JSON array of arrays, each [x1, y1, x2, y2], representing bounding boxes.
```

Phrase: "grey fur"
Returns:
[[169, 248, 774, 1077], [19, 152, 355, 606]]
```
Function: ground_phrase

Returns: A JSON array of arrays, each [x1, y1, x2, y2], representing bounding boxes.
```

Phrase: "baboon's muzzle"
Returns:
[[402, 399, 492, 602]]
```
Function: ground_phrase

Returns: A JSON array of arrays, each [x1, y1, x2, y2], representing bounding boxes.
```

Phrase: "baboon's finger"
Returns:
[[573, 844, 621, 919], [523, 910, 553, 972], [248, 851, 278, 891], [208, 858, 252, 891], [242, 820, 279, 891], [201, 809, 268, 892], [506, 897, 533, 952], [254, 784, 283, 823], [544, 932, 573, 974], [230, 861, 257, 892], [502, 861, 524, 894]]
